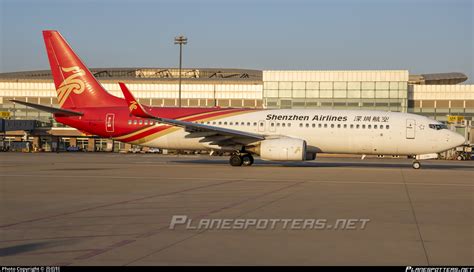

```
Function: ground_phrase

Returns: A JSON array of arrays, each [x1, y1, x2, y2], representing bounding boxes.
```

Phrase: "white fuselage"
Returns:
[[133, 109, 465, 156]]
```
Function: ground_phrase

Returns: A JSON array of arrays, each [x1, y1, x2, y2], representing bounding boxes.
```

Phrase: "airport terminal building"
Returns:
[[0, 68, 473, 152]]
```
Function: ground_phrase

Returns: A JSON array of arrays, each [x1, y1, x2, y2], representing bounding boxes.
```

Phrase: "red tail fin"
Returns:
[[43, 30, 123, 109]]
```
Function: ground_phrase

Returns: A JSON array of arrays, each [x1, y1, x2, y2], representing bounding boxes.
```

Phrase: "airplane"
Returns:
[[11, 30, 466, 169]]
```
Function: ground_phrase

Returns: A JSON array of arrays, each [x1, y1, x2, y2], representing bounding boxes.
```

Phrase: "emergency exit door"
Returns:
[[406, 119, 415, 139]]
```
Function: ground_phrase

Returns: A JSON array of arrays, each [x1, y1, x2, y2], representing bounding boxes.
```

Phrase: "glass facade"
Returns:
[[409, 85, 474, 121], [263, 71, 409, 112]]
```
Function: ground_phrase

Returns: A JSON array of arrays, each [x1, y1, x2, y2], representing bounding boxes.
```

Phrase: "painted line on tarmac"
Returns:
[[0, 174, 472, 187]]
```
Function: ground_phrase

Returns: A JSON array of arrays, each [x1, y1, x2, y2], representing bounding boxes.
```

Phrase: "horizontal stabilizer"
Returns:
[[10, 100, 83, 116]]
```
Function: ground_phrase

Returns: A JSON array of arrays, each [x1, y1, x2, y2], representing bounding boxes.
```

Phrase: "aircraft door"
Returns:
[[406, 119, 415, 139], [106, 113, 115, 133]]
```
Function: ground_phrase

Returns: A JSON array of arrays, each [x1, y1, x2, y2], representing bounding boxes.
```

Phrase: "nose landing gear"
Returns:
[[229, 153, 254, 167], [412, 160, 421, 169]]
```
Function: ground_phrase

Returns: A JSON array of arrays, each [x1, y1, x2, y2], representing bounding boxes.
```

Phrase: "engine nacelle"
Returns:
[[250, 138, 307, 161]]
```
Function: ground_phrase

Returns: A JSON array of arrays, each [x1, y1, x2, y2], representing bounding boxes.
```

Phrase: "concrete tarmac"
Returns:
[[0, 153, 473, 265]]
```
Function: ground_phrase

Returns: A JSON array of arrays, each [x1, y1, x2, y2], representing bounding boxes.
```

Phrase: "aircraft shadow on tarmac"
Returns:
[[172, 159, 474, 170], [0, 240, 74, 257]]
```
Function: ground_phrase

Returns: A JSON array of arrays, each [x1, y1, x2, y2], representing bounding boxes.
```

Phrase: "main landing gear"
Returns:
[[412, 160, 421, 169], [229, 153, 254, 167]]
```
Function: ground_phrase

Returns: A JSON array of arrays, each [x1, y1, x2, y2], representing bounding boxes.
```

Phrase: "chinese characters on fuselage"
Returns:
[[266, 114, 390, 123]]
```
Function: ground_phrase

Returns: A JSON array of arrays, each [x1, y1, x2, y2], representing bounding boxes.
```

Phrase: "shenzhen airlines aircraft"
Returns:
[[13, 30, 465, 169]]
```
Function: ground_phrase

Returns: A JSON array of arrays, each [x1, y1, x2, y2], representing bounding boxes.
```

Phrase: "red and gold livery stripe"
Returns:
[[115, 108, 259, 144]]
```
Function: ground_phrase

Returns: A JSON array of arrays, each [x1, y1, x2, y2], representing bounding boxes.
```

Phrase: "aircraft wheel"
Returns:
[[229, 154, 243, 167], [412, 161, 421, 169], [241, 154, 254, 166]]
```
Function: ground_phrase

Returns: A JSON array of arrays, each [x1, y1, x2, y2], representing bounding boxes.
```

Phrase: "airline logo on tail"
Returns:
[[128, 101, 138, 111], [57, 66, 86, 106]]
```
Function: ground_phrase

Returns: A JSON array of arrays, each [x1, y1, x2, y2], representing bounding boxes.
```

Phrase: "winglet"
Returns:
[[119, 82, 154, 119]]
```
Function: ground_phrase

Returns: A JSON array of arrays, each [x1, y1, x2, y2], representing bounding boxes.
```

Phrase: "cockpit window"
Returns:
[[429, 124, 448, 130]]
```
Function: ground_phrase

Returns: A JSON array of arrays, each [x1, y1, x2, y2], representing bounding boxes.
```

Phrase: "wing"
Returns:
[[118, 82, 265, 147], [10, 100, 83, 116]]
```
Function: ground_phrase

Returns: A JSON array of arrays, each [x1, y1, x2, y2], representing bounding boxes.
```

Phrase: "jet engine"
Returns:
[[248, 137, 307, 161]]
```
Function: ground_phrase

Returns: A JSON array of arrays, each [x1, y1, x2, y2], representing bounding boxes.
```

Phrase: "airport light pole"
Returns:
[[174, 35, 187, 107]]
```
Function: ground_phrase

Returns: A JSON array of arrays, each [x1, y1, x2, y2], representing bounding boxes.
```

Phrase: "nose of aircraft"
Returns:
[[450, 131, 465, 148]]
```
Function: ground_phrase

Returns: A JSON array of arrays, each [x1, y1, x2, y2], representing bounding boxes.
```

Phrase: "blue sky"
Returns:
[[0, 0, 472, 82]]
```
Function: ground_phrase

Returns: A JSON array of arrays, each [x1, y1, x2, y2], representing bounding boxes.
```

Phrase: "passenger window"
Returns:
[[343, 124, 347, 128], [288, 123, 291, 127], [386, 125, 390, 129], [299, 123, 303, 127], [282, 123, 286, 127], [324, 124, 328, 128], [260, 122, 264, 127], [362, 124, 365, 129], [128, 120, 132, 125], [350, 124, 354, 129], [312, 123, 315, 128], [254, 122, 258, 126], [139, 120, 143, 125], [150, 121, 154, 125], [271, 123, 275, 127], [133, 120, 137, 125], [318, 123, 322, 128], [305, 123, 309, 128], [330, 124, 334, 128], [368, 125, 371, 129], [229, 122, 233, 125], [224, 122, 227, 125], [247, 122, 250, 126], [277, 123, 280, 127], [356, 124, 360, 129], [374, 125, 377, 129], [337, 124, 341, 128], [144, 120, 148, 125], [218, 122, 222, 125]]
